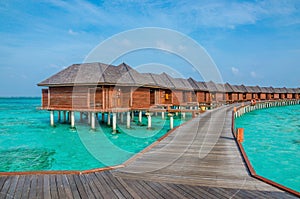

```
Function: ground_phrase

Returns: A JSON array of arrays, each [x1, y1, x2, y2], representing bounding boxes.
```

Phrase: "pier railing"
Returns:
[[233, 99, 300, 119], [231, 99, 300, 197]]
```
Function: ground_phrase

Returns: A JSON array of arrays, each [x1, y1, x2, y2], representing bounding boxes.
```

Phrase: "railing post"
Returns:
[[237, 128, 244, 143]]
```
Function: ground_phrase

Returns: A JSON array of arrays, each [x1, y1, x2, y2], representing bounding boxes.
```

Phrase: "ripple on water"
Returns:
[[0, 147, 55, 172]]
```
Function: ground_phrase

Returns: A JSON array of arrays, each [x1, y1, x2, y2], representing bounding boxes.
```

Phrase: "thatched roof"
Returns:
[[224, 83, 233, 93], [187, 78, 200, 90], [273, 87, 287, 93], [236, 85, 248, 93], [38, 63, 112, 86], [260, 87, 270, 93], [197, 82, 209, 91], [38, 62, 300, 94], [205, 81, 218, 92], [229, 85, 244, 93], [245, 86, 261, 93]]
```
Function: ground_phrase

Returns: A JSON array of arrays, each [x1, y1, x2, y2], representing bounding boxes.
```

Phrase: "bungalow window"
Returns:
[[211, 94, 215, 100], [165, 93, 169, 100]]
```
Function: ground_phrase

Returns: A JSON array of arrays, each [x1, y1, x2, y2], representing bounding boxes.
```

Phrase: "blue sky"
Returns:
[[0, 0, 300, 96]]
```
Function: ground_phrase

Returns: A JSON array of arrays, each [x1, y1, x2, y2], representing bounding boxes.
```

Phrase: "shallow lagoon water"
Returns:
[[235, 105, 300, 192], [0, 98, 190, 172]]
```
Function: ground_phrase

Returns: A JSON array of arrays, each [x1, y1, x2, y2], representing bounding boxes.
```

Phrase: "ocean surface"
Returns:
[[235, 105, 300, 192], [0, 97, 189, 172]]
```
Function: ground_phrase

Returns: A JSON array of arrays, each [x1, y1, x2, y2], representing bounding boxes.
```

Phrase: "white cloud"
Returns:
[[231, 67, 239, 75], [68, 29, 78, 35], [156, 40, 173, 51], [250, 71, 257, 78], [45, 0, 300, 32]]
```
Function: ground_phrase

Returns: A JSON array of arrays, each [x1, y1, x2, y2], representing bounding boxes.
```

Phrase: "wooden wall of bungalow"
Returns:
[[281, 93, 286, 99], [162, 90, 197, 106], [196, 91, 211, 104], [209, 92, 225, 103], [224, 83, 239, 103], [259, 87, 268, 100], [41, 84, 300, 111], [225, 92, 238, 103], [41, 85, 154, 111]]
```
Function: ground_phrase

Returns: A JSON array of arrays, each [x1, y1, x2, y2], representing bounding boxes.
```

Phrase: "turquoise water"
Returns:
[[0, 98, 190, 172], [235, 105, 300, 192]]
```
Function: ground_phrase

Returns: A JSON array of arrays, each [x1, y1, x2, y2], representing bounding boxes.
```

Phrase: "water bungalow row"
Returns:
[[38, 62, 300, 110], [38, 62, 300, 129]]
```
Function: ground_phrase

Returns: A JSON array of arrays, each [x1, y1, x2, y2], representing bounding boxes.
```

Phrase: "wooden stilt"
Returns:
[[126, 112, 130, 128], [91, 112, 95, 130], [68, 111, 71, 123], [139, 111, 142, 123], [88, 112, 91, 124], [131, 111, 134, 121], [107, 112, 111, 126], [182, 112, 186, 119], [112, 112, 117, 132], [63, 111, 66, 123], [102, 113, 105, 123], [80, 112, 83, 122], [71, 111, 75, 128], [120, 112, 124, 123], [50, 111, 54, 126], [161, 111, 165, 119], [147, 114, 152, 129], [170, 115, 174, 129], [58, 111, 61, 122]]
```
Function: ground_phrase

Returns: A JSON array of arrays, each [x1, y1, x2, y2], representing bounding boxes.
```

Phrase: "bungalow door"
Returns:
[[88, 88, 96, 109], [150, 89, 155, 105]]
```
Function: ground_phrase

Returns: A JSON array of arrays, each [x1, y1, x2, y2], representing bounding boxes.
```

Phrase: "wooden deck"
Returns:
[[0, 105, 298, 198]]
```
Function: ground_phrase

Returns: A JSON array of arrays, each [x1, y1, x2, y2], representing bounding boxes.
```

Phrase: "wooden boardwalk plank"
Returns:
[[20, 175, 31, 199], [78, 174, 96, 199], [43, 175, 51, 199], [84, 174, 103, 198], [56, 174, 67, 199], [66, 175, 81, 199], [72, 174, 88, 199], [105, 171, 133, 199], [115, 177, 141, 199], [170, 184, 198, 199], [5, 175, 18, 199], [145, 181, 180, 199], [49, 175, 59, 199], [36, 175, 44, 199], [123, 179, 155, 199], [13, 176, 25, 199], [94, 172, 118, 198], [28, 175, 38, 199], [60, 175, 74, 199], [0, 176, 11, 198], [159, 182, 188, 199]]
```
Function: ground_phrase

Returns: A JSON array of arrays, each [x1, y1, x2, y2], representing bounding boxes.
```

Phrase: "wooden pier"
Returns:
[[0, 105, 298, 198]]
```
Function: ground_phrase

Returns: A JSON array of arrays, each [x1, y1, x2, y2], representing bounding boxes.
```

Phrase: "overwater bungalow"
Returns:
[[205, 81, 226, 104], [259, 87, 271, 100], [245, 86, 261, 100], [224, 83, 237, 103], [238, 85, 250, 101], [273, 88, 286, 100], [38, 62, 300, 129], [293, 88, 300, 99], [187, 78, 210, 105], [229, 85, 246, 102]]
